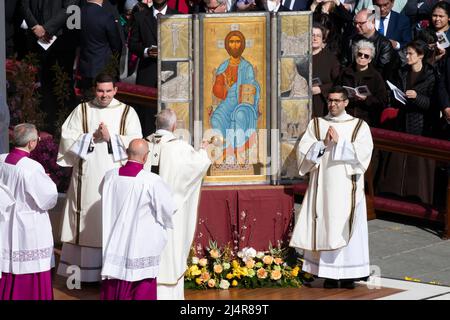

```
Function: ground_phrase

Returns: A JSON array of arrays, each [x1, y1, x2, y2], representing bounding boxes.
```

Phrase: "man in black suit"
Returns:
[[20, 0, 80, 132], [79, 0, 123, 99], [374, 0, 411, 50], [129, 0, 177, 136], [5, 0, 20, 58], [129, 0, 177, 88]]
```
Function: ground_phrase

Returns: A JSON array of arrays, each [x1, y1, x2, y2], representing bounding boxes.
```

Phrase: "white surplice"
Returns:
[[289, 112, 373, 279], [101, 169, 175, 282], [0, 183, 15, 278], [0, 157, 58, 275], [57, 99, 142, 282], [145, 130, 211, 299]]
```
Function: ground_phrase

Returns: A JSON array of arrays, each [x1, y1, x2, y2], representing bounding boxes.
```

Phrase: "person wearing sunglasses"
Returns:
[[337, 39, 388, 127], [344, 8, 398, 81]]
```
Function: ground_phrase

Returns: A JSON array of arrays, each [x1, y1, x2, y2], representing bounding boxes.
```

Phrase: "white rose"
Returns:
[[219, 279, 230, 290], [192, 257, 199, 265], [256, 251, 265, 259], [244, 247, 257, 258], [223, 262, 231, 270]]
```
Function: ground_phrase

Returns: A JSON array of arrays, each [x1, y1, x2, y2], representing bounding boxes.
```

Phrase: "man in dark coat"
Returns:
[[374, 0, 411, 50], [78, 0, 123, 98], [20, 0, 80, 132], [129, 0, 177, 136], [129, 0, 177, 88]]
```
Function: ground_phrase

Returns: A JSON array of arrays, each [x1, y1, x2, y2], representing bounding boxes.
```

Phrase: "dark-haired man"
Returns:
[[57, 73, 142, 283], [290, 86, 373, 289]]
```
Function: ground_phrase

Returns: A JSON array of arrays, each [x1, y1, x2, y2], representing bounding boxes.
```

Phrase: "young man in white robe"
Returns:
[[290, 86, 374, 289], [0, 184, 15, 280], [101, 139, 175, 300], [57, 73, 142, 282], [0, 123, 58, 300], [145, 109, 212, 300]]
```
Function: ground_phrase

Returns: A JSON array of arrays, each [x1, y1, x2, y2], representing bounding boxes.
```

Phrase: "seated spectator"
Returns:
[[311, 23, 341, 117], [376, 40, 438, 204], [337, 39, 388, 127]]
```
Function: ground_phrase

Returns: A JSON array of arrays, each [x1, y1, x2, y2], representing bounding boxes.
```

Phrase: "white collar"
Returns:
[[153, 6, 168, 18], [380, 11, 391, 21], [324, 111, 354, 122], [155, 129, 174, 136]]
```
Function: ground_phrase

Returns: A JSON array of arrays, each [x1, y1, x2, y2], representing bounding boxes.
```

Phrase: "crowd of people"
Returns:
[[5, 0, 450, 139]]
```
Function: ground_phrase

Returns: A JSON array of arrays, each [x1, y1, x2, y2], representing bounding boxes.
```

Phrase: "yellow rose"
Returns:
[[257, 267, 268, 279], [274, 258, 283, 265], [207, 279, 216, 288], [214, 264, 224, 274], [226, 273, 234, 280], [232, 260, 240, 269], [291, 268, 299, 277], [232, 280, 238, 287], [210, 249, 220, 259], [195, 278, 203, 285], [263, 255, 274, 265], [270, 269, 282, 280], [189, 265, 201, 276], [238, 267, 248, 277]]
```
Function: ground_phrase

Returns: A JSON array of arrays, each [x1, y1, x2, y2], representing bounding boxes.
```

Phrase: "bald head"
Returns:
[[127, 139, 149, 163], [155, 109, 177, 132], [354, 9, 375, 36]]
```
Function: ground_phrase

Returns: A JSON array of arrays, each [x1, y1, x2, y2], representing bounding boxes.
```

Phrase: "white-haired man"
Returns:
[[145, 109, 211, 300], [0, 123, 58, 300]]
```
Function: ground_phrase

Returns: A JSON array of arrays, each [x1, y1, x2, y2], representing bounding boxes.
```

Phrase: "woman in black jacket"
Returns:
[[377, 40, 438, 205], [393, 40, 437, 135]]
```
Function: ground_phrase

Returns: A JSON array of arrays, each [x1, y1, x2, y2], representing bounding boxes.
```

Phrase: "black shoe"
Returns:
[[339, 279, 356, 289], [323, 279, 339, 289]]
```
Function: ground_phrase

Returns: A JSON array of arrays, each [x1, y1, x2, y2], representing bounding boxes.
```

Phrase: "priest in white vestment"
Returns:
[[0, 124, 58, 300], [0, 184, 15, 280], [290, 86, 373, 289], [101, 139, 175, 300], [57, 73, 142, 282], [145, 109, 211, 300]]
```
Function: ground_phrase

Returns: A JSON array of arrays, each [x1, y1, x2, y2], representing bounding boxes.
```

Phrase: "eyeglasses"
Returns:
[[206, 3, 226, 13], [327, 99, 346, 104], [357, 52, 371, 59], [353, 20, 367, 26]]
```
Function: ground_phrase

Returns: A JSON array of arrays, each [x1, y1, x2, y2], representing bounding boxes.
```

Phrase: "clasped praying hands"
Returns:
[[93, 122, 111, 143], [324, 126, 339, 146]]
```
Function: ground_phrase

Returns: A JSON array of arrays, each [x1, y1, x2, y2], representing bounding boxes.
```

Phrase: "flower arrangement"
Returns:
[[6, 55, 45, 129], [185, 240, 314, 290]]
